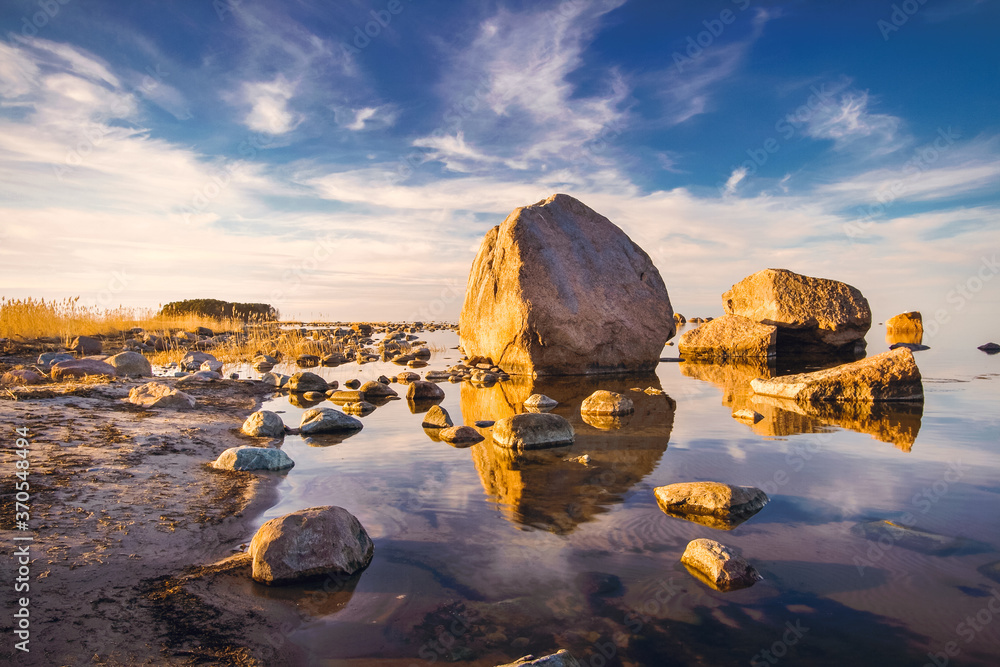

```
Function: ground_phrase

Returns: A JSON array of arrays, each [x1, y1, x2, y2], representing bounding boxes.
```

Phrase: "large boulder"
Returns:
[[750, 347, 922, 402], [299, 407, 363, 434], [127, 382, 196, 409], [493, 413, 575, 450], [678, 315, 777, 360], [105, 351, 153, 377], [51, 358, 117, 380], [655, 482, 769, 529], [722, 269, 871, 352], [681, 538, 761, 591], [249, 505, 374, 585], [241, 411, 285, 438], [211, 446, 294, 471], [459, 194, 674, 376]]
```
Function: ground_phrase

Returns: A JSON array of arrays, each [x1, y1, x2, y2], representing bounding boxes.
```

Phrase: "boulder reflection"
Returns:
[[461, 374, 674, 534], [680, 359, 923, 450]]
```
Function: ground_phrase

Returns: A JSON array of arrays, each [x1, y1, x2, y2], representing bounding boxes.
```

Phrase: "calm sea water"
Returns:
[[221, 323, 1000, 666]]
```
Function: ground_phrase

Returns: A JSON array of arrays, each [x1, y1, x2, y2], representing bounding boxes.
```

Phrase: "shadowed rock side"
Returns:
[[749, 395, 923, 451], [461, 374, 675, 534], [459, 193, 674, 376], [679, 359, 832, 437]]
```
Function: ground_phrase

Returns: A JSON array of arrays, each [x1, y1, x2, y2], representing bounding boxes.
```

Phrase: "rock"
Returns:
[[180, 351, 217, 371], [493, 413, 575, 450], [299, 407, 363, 434], [127, 382, 196, 409], [475, 420, 495, 427], [421, 405, 454, 428], [329, 390, 366, 403], [37, 352, 74, 369], [212, 446, 294, 471], [674, 313, 687, 324], [342, 401, 376, 416], [241, 411, 285, 438], [680, 538, 761, 591], [722, 268, 871, 352], [732, 408, 763, 424], [459, 194, 674, 376], [886, 311, 922, 330], [407, 381, 445, 401], [1, 369, 45, 385], [580, 390, 634, 415], [396, 371, 420, 384], [890, 342, 929, 351], [104, 351, 153, 377], [495, 649, 579, 667], [439, 425, 485, 446], [678, 315, 777, 360], [296, 354, 321, 367], [254, 354, 278, 365], [50, 358, 117, 380], [261, 372, 289, 388], [359, 380, 397, 398], [176, 370, 222, 384], [750, 347, 923, 402], [249, 506, 374, 585], [345, 379, 361, 389], [70, 335, 102, 355], [303, 391, 326, 401], [287, 372, 328, 393], [655, 482, 769, 529], [978, 342, 1000, 354], [851, 520, 981, 556], [523, 394, 558, 410], [253, 360, 275, 372], [200, 360, 224, 373]]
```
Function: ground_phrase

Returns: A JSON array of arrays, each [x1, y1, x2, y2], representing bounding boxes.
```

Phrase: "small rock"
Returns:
[[407, 381, 445, 401], [566, 454, 590, 465], [886, 311, 922, 331], [681, 538, 761, 591], [261, 372, 289, 388], [359, 380, 397, 398], [212, 446, 294, 471], [2, 369, 45, 386], [303, 391, 326, 401], [329, 390, 366, 402], [732, 408, 763, 424], [523, 394, 558, 409], [978, 342, 1000, 354], [249, 506, 374, 585], [200, 360, 224, 373], [474, 420, 495, 427], [104, 351, 153, 377], [70, 335, 102, 355], [643, 386, 664, 395], [439, 425, 484, 446], [297, 354, 321, 367], [890, 342, 930, 351], [287, 372, 328, 393], [37, 352, 74, 369], [299, 407, 363, 434], [241, 411, 285, 438], [421, 405, 454, 428], [127, 382, 196, 409], [342, 401, 376, 416], [51, 358, 117, 380], [345, 379, 361, 389], [493, 413, 575, 450], [580, 390, 634, 415], [180, 351, 217, 372], [655, 482, 769, 529], [396, 371, 420, 384]]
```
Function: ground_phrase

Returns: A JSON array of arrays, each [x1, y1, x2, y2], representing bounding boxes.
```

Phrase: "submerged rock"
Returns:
[[249, 505, 374, 585], [493, 413, 575, 450], [105, 351, 152, 377], [851, 520, 985, 556], [723, 268, 871, 353], [212, 446, 294, 471], [580, 390, 634, 415], [127, 382, 196, 409], [678, 314, 777, 360], [241, 410, 285, 438], [459, 193, 674, 377], [750, 347, 923, 402], [681, 538, 761, 591], [299, 407, 363, 434], [655, 482, 769, 530]]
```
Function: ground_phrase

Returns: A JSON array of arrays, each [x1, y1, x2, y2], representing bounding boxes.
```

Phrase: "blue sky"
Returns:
[[0, 0, 998, 325]]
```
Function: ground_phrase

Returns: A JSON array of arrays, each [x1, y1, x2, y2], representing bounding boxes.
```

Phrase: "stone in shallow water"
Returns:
[[523, 393, 558, 410], [287, 371, 328, 393], [359, 380, 397, 398], [180, 351, 216, 371], [492, 413, 574, 450], [681, 538, 761, 591], [407, 380, 445, 401], [241, 410, 285, 438], [851, 520, 986, 556], [749, 347, 923, 402], [249, 505, 373, 585], [299, 407, 363, 434], [421, 404, 453, 428], [211, 446, 293, 471], [978, 342, 1000, 353], [655, 482, 769, 530], [580, 390, 634, 415], [439, 425, 484, 446], [679, 314, 777, 360], [342, 401, 376, 416]]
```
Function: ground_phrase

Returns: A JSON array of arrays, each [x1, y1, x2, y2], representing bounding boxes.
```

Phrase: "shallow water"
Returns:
[[223, 325, 1000, 666]]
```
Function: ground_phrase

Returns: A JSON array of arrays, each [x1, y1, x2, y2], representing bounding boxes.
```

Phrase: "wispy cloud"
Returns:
[[238, 75, 300, 134], [803, 90, 902, 152]]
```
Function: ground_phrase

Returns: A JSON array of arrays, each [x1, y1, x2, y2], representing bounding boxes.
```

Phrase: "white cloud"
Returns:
[[240, 75, 300, 134], [804, 90, 901, 151], [724, 166, 748, 194]]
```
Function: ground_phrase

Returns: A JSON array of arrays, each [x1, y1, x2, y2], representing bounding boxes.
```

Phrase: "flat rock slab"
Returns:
[[750, 347, 923, 402], [459, 193, 674, 376], [127, 382, 196, 409], [681, 538, 761, 591], [249, 505, 374, 585], [493, 413, 575, 450], [679, 314, 777, 360], [212, 446, 294, 471], [655, 482, 769, 530]]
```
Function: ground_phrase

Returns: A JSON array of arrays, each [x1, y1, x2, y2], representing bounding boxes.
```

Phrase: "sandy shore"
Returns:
[[0, 371, 309, 665]]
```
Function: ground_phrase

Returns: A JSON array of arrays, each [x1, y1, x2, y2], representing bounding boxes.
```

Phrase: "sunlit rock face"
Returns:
[[886, 313, 924, 346], [461, 374, 674, 534], [722, 268, 871, 355], [459, 194, 674, 377], [680, 358, 923, 450], [678, 315, 777, 360]]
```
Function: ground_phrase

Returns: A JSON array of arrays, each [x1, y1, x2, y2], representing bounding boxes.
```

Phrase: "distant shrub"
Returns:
[[159, 299, 279, 322]]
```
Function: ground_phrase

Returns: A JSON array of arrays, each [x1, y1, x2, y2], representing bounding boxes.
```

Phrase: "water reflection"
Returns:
[[460, 374, 675, 534], [886, 328, 923, 346], [680, 359, 923, 449]]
